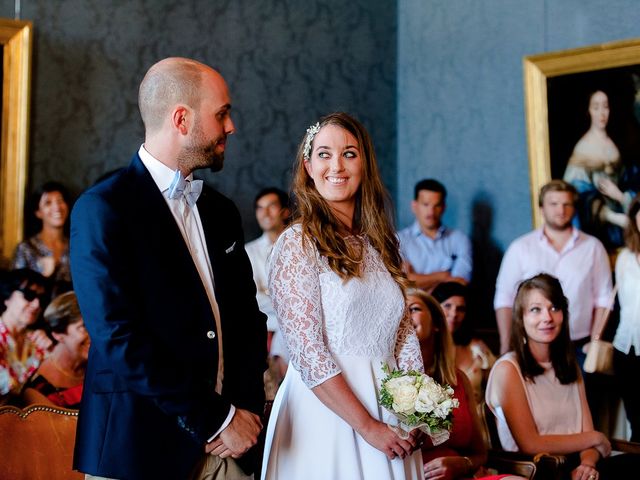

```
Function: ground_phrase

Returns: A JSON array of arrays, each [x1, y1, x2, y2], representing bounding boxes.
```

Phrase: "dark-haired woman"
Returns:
[[12, 181, 72, 292], [23, 291, 89, 408], [432, 282, 495, 404], [485, 273, 636, 480]]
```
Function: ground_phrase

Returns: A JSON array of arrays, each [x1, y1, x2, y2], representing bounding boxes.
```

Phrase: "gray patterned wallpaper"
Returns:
[[2, 0, 640, 326], [0, 0, 397, 240]]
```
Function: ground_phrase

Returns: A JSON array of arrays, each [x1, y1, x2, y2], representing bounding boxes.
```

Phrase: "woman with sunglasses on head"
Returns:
[[0, 268, 51, 405]]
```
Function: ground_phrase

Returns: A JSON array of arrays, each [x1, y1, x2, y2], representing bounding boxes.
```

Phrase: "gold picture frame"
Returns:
[[0, 18, 32, 267], [524, 38, 640, 235]]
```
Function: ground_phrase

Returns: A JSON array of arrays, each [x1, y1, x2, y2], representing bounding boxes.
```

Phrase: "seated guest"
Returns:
[[13, 181, 72, 295], [432, 281, 495, 403], [398, 178, 472, 291], [486, 273, 638, 479], [245, 187, 291, 397], [407, 288, 523, 480], [23, 291, 89, 408], [0, 268, 51, 405]]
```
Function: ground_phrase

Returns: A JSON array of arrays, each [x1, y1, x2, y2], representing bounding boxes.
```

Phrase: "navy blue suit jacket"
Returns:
[[70, 155, 267, 480]]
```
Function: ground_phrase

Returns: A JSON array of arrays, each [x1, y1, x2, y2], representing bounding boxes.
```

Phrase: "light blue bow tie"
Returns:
[[167, 170, 203, 207]]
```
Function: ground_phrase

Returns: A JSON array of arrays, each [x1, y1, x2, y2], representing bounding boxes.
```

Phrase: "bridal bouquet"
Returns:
[[379, 365, 459, 446]]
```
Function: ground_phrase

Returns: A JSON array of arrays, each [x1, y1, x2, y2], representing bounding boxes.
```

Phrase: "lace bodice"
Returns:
[[268, 225, 422, 388]]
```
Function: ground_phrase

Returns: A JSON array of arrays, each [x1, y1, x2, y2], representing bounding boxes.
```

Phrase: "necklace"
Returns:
[[50, 357, 84, 381]]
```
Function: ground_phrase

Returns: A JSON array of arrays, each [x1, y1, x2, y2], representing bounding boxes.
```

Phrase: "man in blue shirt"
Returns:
[[398, 178, 472, 291]]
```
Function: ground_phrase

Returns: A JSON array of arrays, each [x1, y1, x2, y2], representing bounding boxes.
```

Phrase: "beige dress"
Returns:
[[485, 352, 584, 452]]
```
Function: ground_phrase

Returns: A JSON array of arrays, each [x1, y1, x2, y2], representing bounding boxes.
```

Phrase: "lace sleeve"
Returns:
[[394, 308, 423, 373], [268, 227, 341, 388]]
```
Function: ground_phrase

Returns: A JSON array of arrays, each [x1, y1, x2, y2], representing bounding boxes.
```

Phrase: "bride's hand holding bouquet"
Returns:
[[379, 365, 459, 446]]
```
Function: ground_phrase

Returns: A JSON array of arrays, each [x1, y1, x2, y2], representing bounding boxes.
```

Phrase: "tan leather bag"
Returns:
[[583, 286, 617, 375]]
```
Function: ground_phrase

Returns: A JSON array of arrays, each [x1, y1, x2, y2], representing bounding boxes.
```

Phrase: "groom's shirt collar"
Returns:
[[138, 144, 194, 194]]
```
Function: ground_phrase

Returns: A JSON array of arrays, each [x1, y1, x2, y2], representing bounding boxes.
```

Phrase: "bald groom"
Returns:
[[71, 58, 267, 480]]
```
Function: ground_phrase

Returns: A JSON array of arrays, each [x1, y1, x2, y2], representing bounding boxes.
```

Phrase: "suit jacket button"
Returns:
[[206, 330, 216, 339]]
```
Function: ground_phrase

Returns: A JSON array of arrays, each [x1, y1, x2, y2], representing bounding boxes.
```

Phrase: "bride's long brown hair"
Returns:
[[291, 112, 407, 290]]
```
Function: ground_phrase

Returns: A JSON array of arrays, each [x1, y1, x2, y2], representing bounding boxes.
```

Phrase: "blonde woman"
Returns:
[[407, 289, 523, 480]]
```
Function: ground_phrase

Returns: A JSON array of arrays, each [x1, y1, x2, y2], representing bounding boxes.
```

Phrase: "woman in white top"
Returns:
[[261, 112, 423, 479], [486, 274, 613, 480], [613, 193, 640, 441]]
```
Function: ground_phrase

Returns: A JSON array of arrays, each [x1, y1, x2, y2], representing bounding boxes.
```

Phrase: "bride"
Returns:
[[261, 112, 424, 479]]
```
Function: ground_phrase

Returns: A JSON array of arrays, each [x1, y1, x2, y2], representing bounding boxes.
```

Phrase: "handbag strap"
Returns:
[[592, 285, 618, 340]]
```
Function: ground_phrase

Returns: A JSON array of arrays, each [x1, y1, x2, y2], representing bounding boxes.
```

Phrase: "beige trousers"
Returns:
[[85, 456, 252, 480]]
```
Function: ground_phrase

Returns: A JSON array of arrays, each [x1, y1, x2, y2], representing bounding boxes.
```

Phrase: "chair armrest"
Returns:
[[610, 438, 640, 454], [486, 449, 536, 479], [486, 449, 566, 480], [532, 452, 566, 480]]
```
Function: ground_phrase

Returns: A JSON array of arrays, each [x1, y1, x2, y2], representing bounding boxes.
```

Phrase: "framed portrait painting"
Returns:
[[524, 38, 640, 253]]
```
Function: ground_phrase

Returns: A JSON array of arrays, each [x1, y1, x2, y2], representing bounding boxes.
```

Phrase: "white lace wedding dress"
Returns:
[[261, 225, 423, 480]]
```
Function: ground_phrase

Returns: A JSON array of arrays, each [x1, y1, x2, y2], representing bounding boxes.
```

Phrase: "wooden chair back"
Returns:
[[479, 400, 570, 480], [481, 399, 503, 449], [0, 404, 83, 480]]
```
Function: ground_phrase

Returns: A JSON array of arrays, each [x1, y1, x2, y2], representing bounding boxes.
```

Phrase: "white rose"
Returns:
[[385, 376, 415, 398], [392, 383, 419, 414], [433, 398, 453, 419], [416, 379, 447, 410], [415, 384, 437, 413]]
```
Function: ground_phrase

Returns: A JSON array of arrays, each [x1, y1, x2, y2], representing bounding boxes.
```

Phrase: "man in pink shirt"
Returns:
[[494, 180, 612, 362]]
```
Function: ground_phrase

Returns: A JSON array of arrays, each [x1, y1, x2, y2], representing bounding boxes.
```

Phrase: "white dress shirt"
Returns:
[[494, 227, 612, 340], [245, 233, 288, 360]]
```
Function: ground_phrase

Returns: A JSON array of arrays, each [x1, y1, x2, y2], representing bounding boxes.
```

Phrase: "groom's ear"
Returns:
[[171, 105, 190, 136]]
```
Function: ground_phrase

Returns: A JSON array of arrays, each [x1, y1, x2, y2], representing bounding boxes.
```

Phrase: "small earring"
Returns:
[[523, 337, 527, 345]]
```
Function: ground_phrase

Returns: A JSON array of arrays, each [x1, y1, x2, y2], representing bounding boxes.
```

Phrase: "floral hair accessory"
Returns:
[[303, 122, 321, 160]]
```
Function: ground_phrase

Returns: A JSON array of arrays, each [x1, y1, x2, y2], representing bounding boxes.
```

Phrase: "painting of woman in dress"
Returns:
[[547, 65, 640, 252], [563, 89, 629, 248]]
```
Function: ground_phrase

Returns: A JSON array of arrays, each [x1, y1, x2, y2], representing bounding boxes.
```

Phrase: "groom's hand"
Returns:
[[207, 408, 262, 458]]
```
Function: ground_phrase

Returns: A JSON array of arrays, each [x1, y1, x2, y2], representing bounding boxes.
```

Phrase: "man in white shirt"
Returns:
[[245, 187, 290, 387], [494, 180, 612, 361]]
